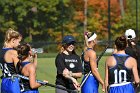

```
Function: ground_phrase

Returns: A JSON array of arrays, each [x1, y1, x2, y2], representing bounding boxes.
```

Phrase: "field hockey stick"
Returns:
[[80, 44, 109, 88], [12, 74, 78, 93], [97, 44, 109, 66]]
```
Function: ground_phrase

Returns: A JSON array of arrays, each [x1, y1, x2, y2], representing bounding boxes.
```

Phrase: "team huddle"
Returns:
[[0, 28, 140, 93]]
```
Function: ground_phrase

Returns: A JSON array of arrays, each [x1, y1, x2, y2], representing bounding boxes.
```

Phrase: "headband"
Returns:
[[88, 33, 97, 42]]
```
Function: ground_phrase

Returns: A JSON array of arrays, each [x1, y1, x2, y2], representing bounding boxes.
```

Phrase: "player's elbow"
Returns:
[[30, 85, 36, 89], [30, 83, 40, 89], [91, 68, 98, 75]]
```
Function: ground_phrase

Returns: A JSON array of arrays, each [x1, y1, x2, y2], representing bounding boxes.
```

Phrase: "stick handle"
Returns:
[[12, 74, 77, 93], [97, 44, 109, 65], [80, 71, 91, 87]]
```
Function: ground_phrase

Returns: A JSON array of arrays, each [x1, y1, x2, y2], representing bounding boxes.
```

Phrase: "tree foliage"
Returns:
[[0, 0, 139, 44]]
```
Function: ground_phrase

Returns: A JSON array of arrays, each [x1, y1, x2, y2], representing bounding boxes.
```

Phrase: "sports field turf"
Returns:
[[37, 56, 107, 93], [0, 56, 107, 93]]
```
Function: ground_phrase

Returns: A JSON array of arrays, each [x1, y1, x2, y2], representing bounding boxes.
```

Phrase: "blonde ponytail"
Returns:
[[3, 28, 21, 47]]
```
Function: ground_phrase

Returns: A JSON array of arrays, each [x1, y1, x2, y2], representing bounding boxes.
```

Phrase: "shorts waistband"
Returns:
[[110, 82, 131, 87], [2, 75, 19, 79], [84, 74, 93, 76]]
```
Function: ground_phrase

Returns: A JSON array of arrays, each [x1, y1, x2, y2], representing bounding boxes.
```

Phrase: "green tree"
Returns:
[[0, 0, 139, 44], [0, 0, 60, 42]]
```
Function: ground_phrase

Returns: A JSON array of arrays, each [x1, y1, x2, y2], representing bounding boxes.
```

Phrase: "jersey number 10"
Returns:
[[114, 69, 127, 83]]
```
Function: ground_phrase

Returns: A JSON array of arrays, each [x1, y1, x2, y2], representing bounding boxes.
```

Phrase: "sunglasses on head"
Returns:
[[67, 42, 75, 46]]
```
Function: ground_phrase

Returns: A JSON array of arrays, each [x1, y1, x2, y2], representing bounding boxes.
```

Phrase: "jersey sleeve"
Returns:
[[55, 54, 65, 74]]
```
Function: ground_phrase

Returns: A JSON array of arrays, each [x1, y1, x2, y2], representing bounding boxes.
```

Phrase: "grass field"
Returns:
[[36, 56, 107, 93], [0, 56, 108, 93]]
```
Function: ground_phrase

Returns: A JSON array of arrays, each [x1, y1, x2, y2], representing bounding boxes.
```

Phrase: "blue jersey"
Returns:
[[20, 62, 39, 93], [0, 48, 20, 93], [108, 54, 134, 93], [108, 54, 133, 85], [81, 48, 92, 74], [81, 48, 99, 93]]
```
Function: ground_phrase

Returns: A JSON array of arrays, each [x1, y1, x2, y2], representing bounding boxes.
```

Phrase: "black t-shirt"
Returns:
[[55, 53, 82, 90], [125, 45, 140, 77]]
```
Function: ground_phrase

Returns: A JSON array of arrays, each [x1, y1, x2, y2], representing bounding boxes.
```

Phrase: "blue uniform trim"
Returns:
[[21, 62, 30, 67], [0, 48, 21, 93], [109, 54, 130, 70], [2, 48, 13, 50]]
